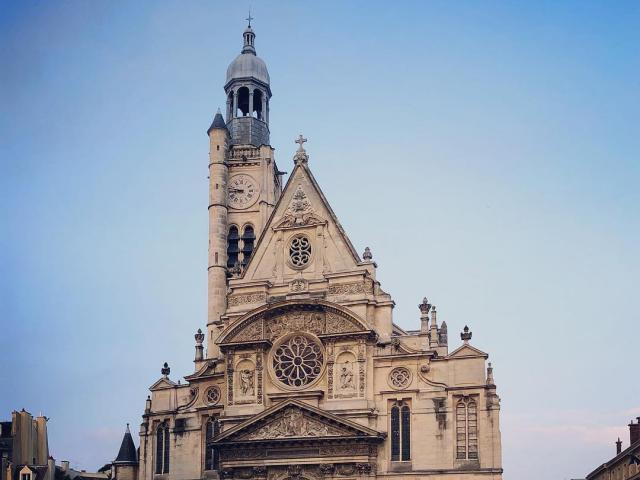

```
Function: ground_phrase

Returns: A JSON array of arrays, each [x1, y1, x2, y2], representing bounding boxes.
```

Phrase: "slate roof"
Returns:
[[114, 425, 138, 464], [207, 111, 228, 135]]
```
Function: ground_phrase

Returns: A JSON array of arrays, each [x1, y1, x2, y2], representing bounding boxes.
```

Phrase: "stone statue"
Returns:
[[240, 369, 254, 396], [340, 362, 354, 389]]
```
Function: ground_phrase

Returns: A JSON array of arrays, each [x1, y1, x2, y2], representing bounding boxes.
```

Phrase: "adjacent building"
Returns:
[[120, 20, 503, 480], [586, 418, 640, 480], [0, 410, 54, 480]]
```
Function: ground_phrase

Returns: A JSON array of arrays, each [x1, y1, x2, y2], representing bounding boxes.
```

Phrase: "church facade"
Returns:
[[130, 23, 503, 480]]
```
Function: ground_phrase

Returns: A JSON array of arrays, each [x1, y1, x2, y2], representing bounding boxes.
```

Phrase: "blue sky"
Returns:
[[1, 1, 638, 479]]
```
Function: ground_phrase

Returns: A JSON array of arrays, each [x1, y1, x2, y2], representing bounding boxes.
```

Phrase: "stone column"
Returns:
[[249, 91, 254, 118], [261, 95, 267, 121], [232, 90, 238, 118]]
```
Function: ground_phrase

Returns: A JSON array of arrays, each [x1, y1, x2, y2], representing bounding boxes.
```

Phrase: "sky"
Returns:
[[1, 1, 639, 479]]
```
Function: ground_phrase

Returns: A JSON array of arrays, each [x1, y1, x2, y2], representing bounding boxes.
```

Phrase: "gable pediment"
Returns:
[[213, 399, 383, 444], [240, 163, 362, 281], [149, 377, 177, 391], [447, 343, 488, 359]]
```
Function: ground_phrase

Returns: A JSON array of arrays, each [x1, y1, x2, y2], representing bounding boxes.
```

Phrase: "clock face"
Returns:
[[228, 174, 258, 209]]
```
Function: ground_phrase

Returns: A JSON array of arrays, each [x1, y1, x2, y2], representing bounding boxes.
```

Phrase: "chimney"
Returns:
[[629, 418, 640, 446], [616, 437, 622, 455]]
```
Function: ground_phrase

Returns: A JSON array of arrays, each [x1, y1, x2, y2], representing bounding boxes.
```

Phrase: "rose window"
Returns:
[[272, 334, 324, 387], [389, 367, 412, 389], [289, 235, 312, 268], [204, 386, 220, 405]]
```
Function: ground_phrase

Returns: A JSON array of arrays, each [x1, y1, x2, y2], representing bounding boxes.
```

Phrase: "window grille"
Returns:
[[456, 397, 479, 460]]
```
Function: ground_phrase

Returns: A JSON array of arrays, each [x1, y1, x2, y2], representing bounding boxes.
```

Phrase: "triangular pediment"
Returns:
[[213, 399, 383, 443], [447, 343, 488, 359], [184, 360, 220, 381], [149, 377, 177, 391], [241, 162, 362, 281]]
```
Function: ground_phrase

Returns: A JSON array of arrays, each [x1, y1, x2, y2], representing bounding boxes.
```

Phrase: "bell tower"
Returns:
[[206, 20, 283, 358], [224, 19, 272, 147]]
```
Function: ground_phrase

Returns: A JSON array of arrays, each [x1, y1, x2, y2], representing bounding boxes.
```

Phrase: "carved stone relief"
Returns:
[[228, 293, 268, 308], [239, 407, 345, 440], [222, 308, 366, 345], [327, 279, 374, 296]]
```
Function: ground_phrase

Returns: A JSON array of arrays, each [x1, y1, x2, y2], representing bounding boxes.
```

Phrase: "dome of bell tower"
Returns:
[[223, 20, 272, 147], [225, 26, 270, 86]]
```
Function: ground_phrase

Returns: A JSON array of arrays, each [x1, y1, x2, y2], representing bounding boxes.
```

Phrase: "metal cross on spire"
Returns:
[[295, 134, 307, 151], [246, 9, 254, 27]]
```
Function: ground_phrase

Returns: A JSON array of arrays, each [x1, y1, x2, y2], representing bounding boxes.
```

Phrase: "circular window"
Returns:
[[204, 386, 220, 405], [388, 367, 412, 390], [272, 334, 324, 388], [289, 235, 312, 268]]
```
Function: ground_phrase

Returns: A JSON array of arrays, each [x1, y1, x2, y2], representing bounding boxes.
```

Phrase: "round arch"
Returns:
[[217, 299, 373, 345]]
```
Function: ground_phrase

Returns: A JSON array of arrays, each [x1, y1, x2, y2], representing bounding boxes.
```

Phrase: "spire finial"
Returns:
[[293, 135, 309, 165], [295, 134, 307, 152], [126, 423, 130, 433], [246, 9, 254, 27]]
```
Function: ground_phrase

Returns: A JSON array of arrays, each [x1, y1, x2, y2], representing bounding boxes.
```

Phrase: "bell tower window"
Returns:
[[253, 89, 263, 119], [241, 225, 255, 266], [237, 87, 250, 117], [227, 226, 239, 268]]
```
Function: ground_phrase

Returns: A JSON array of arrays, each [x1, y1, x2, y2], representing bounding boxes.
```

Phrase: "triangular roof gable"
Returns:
[[213, 399, 383, 443], [183, 360, 219, 381], [242, 162, 362, 279], [447, 343, 488, 359], [149, 377, 177, 391]]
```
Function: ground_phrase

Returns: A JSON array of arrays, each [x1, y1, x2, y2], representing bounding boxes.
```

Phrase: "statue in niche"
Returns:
[[340, 361, 354, 390], [240, 369, 254, 396]]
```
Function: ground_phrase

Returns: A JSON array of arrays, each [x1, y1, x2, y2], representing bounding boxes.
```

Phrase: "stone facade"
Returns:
[[132, 22, 502, 480]]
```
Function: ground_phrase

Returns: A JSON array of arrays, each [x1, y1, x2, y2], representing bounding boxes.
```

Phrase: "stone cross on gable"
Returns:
[[295, 134, 307, 151]]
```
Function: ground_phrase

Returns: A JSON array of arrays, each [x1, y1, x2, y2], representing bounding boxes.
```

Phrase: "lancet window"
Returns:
[[204, 417, 219, 471], [155, 421, 170, 474], [456, 397, 478, 460], [227, 226, 239, 268], [390, 401, 411, 461], [241, 225, 255, 266]]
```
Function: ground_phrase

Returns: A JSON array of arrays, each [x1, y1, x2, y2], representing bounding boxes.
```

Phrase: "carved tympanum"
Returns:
[[222, 307, 365, 344], [239, 407, 345, 440]]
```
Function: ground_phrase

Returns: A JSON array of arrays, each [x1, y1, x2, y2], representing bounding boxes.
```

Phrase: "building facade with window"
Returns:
[[130, 21, 503, 480]]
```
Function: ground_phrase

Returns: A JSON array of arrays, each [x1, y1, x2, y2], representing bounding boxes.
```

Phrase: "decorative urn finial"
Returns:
[[418, 297, 432, 315], [461, 325, 472, 343], [363, 247, 373, 261], [161, 362, 170, 377], [195, 328, 205, 345]]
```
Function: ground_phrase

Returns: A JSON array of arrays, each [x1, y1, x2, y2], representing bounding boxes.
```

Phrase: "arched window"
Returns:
[[456, 397, 478, 460], [227, 91, 234, 120], [241, 225, 255, 266], [237, 87, 250, 117], [253, 89, 263, 119], [227, 226, 239, 268], [155, 421, 170, 474], [204, 417, 219, 471], [390, 401, 410, 461]]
